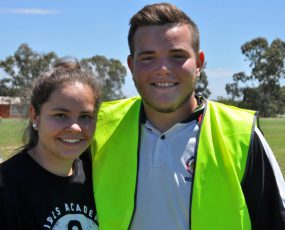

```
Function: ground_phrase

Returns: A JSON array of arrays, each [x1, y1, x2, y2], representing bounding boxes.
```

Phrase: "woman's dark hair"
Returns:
[[20, 56, 101, 153]]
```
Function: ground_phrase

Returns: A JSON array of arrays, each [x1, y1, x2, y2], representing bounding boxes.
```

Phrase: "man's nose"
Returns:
[[155, 58, 172, 76]]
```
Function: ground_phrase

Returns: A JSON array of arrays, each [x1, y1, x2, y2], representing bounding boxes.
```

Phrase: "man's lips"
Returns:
[[151, 82, 178, 87]]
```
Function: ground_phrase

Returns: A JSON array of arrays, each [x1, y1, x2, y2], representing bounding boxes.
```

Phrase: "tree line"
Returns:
[[0, 43, 211, 102], [1, 38, 284, 117], [221, 37, 285, 117], [0, 44, 126, 102]]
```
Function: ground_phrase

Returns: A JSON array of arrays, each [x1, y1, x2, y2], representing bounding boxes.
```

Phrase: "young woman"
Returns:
[[0, 57, 100, 229]]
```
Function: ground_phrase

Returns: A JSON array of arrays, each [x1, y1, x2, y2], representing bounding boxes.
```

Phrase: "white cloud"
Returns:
[[0, 8, 60, 15]]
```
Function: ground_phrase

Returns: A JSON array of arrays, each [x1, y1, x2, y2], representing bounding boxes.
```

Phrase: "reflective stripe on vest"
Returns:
[[92, 97, 256, 230]]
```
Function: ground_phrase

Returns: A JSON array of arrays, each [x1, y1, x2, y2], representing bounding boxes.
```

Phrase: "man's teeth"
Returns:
[[61, 139, 81, 143], [154, 82, 175, 87]]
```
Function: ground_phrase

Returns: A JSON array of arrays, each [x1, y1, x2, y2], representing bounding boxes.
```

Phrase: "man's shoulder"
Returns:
[[98, 96, 142, 119], [206, 100, 256, 114], [101, 96, 141, 107]]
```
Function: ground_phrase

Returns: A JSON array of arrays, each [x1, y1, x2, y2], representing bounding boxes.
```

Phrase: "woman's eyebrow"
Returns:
[[51, 107, 70, 112]]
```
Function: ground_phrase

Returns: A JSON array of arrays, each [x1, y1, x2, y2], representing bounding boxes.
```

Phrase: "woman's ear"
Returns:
[[29, 105, 38, 128]]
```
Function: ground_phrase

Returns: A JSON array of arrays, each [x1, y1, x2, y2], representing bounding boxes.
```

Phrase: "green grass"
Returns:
[[0, 118, 284, 176], [259, 118, 285, 175], [0, 118, 27, 160]]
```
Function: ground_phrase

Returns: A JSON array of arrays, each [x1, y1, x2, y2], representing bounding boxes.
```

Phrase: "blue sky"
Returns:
[[1, 0, 285, 99]]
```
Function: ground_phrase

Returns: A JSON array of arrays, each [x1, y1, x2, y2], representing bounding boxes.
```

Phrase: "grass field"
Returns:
[[259, 118, 285, 175], [0, 117, 284, 176], [0, 118, 27, 160]]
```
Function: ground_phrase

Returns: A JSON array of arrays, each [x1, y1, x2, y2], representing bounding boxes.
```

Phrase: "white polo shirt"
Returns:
[[129, 94, 285, 229], [130, 119, 199, 230]]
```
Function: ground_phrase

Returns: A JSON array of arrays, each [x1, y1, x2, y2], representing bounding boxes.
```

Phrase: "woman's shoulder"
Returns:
[[0, 151, 30, 185], [1, 150, 28, 169]]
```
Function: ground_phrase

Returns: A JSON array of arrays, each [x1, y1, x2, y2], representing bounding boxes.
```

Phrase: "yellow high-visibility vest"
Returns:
[[92, 96, 256, 230]]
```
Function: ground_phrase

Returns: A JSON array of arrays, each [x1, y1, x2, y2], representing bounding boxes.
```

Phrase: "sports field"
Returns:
[[0, 118, 27, 161], [259, 118, 285, 175], [0, 117, 285, 176]]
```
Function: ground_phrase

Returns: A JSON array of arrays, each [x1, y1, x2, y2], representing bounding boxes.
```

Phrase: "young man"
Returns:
[[92, 3, 285, 230]]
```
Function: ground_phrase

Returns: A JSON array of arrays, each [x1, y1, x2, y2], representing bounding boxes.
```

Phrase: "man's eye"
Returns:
[[172, 54, 187, 59], [140, 56, 155, 62]]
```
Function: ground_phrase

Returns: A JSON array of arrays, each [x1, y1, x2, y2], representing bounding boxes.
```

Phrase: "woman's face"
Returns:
[[31, 82, 96, 163]]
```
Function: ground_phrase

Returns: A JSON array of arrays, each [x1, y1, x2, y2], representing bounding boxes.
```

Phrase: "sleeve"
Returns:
[[242, 127, 285, 230]]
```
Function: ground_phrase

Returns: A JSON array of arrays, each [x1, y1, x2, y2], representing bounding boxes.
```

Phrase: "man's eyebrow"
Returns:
[[170, 48, 188, 53], [137, 50, 155, 56]]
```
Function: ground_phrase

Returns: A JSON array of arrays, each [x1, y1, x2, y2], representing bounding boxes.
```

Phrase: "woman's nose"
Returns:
[[68, 123, 82, 133]]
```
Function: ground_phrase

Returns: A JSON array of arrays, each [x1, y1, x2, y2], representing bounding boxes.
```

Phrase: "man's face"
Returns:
[[128, 24, 204, 114]]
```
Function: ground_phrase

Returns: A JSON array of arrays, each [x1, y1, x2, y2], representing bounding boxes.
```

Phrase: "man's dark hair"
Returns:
[[128, 3, 200, 57]]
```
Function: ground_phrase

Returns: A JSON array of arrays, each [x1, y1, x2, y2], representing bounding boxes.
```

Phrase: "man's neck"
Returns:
[[143, 96, 197, 133]]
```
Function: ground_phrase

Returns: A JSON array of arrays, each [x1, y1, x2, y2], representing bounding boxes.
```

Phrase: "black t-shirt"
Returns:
[[0, 151, 98, 230]]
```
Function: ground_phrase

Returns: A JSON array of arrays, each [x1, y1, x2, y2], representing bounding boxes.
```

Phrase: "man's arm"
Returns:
[[242, 127, 285, 230]]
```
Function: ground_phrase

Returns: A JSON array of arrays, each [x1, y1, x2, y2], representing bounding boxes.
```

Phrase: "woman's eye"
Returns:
[[54, 113, 66, 119], [80, 114, 94, 120]]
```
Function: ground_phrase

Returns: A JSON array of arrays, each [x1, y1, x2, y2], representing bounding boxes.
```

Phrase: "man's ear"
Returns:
[[195, 51, 205, 77], [127, 55, 134, 74]]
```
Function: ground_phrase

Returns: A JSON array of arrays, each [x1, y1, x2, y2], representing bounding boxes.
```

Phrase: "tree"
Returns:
[[279, 86, 285, 115], [226, 38, 285, 117], [196, 63, 211, 98], [80, 55, 126, 101], [0, 44, 58, 97], [0, 44, 128, 102], [225, 72, 249, 101], [214, 96, 239, 107], [0, 79, 16, 96]]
